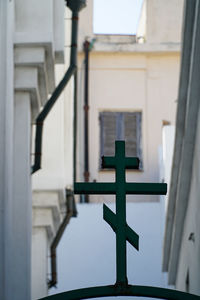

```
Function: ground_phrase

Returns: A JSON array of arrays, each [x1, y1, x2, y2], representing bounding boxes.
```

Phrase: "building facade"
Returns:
[[77, 0, 183, 204], [163, 0, 200, 295], [0, 0, 82, 299]]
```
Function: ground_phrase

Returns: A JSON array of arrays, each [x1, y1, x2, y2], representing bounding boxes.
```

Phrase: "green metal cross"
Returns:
[[74, 141, 167, 286]]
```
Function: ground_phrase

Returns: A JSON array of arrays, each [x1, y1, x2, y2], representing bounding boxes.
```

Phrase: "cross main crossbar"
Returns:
[[74, 182, 167, 195]]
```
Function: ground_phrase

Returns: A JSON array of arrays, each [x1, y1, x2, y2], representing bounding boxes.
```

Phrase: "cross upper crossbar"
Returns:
[[102, 156, 139, 169], [74, 141, 167, 286]]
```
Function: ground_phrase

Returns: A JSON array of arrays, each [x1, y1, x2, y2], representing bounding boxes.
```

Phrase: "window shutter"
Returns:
[[124, 112, 138, 157], [100, 112, 117, 157], [100, 111, 142, 169], [116, 113, 124, 140], [136, 112, 142, 162]]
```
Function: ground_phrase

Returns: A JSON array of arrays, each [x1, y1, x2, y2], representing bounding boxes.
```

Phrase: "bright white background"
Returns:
[[50, 202, 168, 300]]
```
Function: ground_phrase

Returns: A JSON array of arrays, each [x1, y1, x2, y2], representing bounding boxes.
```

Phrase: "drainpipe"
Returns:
[[82, 39, 95, 203], [48, 189, 77, 288], [73, 71, 78, 183], [31, 0, 86, 174], [83, 39, 90, 203]]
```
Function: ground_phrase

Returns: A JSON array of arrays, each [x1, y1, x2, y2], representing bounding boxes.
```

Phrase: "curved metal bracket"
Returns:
[[40, 284, 200, 299]]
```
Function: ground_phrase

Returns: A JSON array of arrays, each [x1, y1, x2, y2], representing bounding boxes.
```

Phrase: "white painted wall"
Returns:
[[12, 92, 32, 299], [175, 110, 200, 294], [32, 228, 48, 299], [32, 6, 73, 191], [163, 2, 200, 292], [162, 125, 175, 211], [0, 0, 67, 298], [0, 1, 14, 299], [31, 5, 75, 299]]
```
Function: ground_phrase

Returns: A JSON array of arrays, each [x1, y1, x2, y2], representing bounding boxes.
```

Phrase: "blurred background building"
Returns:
[[163, 0, 200, 295], [3, 0, 200, 299]]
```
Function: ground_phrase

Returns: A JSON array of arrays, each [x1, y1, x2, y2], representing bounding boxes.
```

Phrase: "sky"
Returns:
[[93, 0, 144, 35]]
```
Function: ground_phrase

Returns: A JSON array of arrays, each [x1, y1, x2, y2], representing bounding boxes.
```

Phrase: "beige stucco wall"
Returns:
[[145, 0, 184, 44], [77, 51, 180, 203]]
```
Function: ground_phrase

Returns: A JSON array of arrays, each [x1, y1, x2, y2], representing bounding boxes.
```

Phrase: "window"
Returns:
[[99, 112, 142, 168]]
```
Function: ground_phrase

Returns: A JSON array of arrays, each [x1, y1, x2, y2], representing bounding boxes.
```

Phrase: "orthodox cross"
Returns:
[[41, 141, 200, 299], [74, 141, 167, 286]]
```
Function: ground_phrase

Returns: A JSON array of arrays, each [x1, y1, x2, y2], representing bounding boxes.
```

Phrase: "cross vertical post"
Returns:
[[115, 141, 127, 285]]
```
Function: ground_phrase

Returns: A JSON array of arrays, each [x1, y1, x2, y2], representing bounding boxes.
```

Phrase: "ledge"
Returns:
[[32, 189, 66, 243], [15, 47, 48, 106], [14, 33, 55, 93], [14, 67, 40, 120], [79, 40, 181, 54]]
